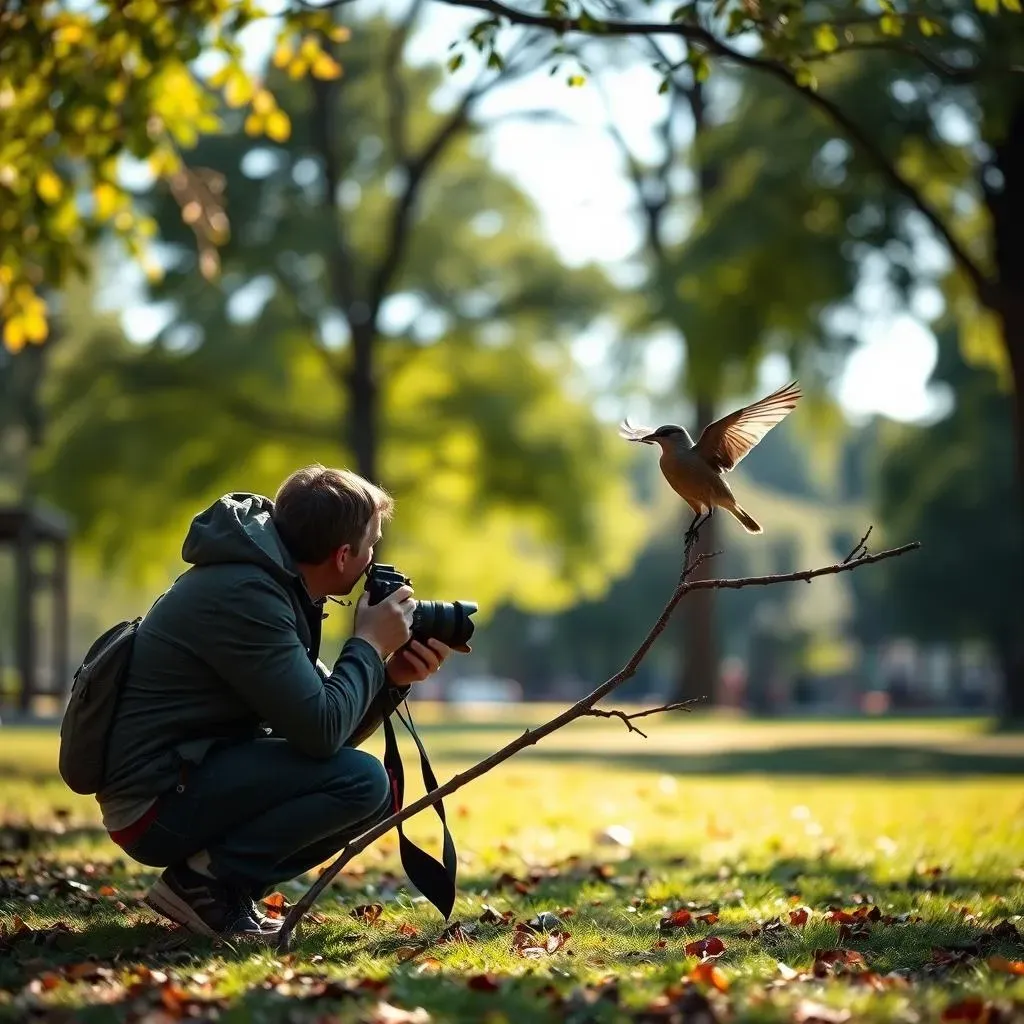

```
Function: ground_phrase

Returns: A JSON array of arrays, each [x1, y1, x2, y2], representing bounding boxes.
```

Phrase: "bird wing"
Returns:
[[694, 381, 802, 472], [619, 416, 655, 442]]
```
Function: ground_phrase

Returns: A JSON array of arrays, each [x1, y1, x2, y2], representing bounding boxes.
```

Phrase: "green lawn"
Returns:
[[1, 711, 1023, 1022]]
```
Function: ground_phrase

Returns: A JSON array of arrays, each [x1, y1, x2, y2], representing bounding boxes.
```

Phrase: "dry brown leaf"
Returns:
[[351, 903, 384, 924], [689, 960, 729, 992], [394, 945, 422, 962], [988, 956, 1024, 976]]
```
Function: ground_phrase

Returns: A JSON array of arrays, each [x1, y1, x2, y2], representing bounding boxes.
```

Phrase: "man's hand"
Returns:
[[353, 586, 415, 661], [386, 638, 451, 687]]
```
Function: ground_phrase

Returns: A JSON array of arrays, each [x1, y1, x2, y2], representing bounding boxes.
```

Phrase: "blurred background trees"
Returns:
[[2, 0, 1022, 721]]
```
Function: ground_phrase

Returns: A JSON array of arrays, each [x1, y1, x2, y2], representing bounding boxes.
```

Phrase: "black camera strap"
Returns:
[[381, 701, 458, 920]]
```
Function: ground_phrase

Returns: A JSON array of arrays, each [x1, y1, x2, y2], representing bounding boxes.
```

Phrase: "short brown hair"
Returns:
[[272, 465, 393, 564]]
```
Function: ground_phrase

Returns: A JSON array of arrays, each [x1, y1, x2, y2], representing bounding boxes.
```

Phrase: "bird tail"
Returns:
[[728, 504, 763, 534]]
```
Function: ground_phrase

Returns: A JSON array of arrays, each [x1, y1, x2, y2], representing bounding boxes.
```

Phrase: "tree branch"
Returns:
[[385, 0, 426, 166], [584, 699, 701, 738], [416, 0, 995, 302], [275, 528, 919, 950]]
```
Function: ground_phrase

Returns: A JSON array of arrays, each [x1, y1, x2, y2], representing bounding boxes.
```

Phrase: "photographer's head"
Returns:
[[272, 464, 393, 599]]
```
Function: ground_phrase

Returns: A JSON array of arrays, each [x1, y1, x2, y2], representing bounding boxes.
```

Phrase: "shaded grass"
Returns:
[[1, 714, 1023, 1022]]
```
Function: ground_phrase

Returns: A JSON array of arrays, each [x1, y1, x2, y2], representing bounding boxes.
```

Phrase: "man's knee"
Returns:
[[324, 748, 391, 818]]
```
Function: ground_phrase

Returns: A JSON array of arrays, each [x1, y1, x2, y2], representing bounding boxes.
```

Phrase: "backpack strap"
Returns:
[[381, 700, 457, 920]]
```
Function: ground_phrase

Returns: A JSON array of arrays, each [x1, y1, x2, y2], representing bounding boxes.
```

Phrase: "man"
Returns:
[[95, 465, 451, 939]]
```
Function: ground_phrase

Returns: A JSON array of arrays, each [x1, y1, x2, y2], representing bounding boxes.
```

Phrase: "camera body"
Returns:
[[365, 563, 478, 652]]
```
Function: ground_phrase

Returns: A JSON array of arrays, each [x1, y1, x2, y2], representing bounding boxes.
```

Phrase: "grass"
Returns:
[[1, 710, 1023, 1023]]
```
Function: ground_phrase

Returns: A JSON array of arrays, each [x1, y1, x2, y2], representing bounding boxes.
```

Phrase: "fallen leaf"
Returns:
[[689, 960, 729, 992], [98, 885, 118, 897], [813, 948, 866, 976], [397, 922, 419, 937], [415, 958, 442, 974], [790, 908, 810, 927], [394, 945, 423, 962], [262, 892, 288, 919], [988, 956, 1024, 975], [684, 936, 725, 958], [351, 903, 384, 924], [659, 908, 693, 931], [478, 904, 513, 926], [439, 920, 477, 943], [941, 998, 990, 1022], [513, 928, 570, 958], [697, 912, 719, 925]]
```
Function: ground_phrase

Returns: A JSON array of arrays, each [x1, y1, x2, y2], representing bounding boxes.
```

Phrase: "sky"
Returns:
[[120, 0, 951, 427]]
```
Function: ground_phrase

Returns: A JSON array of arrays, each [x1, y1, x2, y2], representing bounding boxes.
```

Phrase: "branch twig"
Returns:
[[275, 528, 918, 950], [584, 698, 702, 738]]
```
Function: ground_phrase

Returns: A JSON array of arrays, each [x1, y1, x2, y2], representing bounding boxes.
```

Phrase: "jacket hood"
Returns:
[[181, 492, 298, 587]]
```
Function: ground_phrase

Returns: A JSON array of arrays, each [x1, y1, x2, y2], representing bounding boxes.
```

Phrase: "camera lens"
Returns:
[[413, 600, 478, 650]]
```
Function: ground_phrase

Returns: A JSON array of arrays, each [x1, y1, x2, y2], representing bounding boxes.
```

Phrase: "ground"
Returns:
[[1, 711, 1023, 1023]]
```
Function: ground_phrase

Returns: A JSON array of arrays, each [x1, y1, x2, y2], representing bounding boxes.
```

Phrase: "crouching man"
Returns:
[[95, 465, 450, 938]]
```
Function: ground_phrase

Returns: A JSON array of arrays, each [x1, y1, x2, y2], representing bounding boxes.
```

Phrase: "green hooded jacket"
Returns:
[[96, 492, 405, 831]]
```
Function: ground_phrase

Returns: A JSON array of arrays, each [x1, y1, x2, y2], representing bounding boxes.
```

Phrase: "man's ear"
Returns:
[[334, 543, 351, 572]]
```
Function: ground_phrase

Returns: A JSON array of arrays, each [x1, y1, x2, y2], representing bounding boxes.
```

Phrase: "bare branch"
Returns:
[[843, 524, 873, 564], [275, 529, 918, 950], [584, 699, 701, 738]]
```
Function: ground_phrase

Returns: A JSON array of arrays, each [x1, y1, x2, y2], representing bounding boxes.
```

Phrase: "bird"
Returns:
[[619, 380, 802, 539]]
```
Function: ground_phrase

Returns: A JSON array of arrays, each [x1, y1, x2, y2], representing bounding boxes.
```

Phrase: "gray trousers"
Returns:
[[122, 737, 392, 895]]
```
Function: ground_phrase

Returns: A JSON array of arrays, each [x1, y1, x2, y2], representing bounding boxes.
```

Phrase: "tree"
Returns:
[[0, 0, 365, 349], [871, 331, 1024, 720], [30, 12, 648, 622]]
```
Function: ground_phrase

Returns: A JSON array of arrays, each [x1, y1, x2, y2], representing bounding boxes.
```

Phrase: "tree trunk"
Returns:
[[675, 396, 720, 706], [350, 323, 378, 482], [989, 94, 1024, 722]]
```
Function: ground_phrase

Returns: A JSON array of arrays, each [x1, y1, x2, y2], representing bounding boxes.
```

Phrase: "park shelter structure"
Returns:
[[0, 502, 70, 716]]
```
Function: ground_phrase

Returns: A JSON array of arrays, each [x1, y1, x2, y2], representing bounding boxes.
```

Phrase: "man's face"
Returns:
[[334, 511, 382, 596]]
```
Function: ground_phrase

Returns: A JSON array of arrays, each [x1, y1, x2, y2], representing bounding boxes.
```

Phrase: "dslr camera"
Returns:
[[365, 563, 478, 652]]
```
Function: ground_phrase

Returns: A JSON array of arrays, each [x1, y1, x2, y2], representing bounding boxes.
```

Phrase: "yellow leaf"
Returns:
[[880, 13, 903, 34], [300, 35, 321, 62], [265, 109, 291, 143], [252, 89, 276, 116], [1002, 0, 1022, 11], [918, 16, 941, 35], [209, 63, 233, 88], [312, 53, 343, 80], [329, 25, 352, 43], [3, 315, 26, 352], [813, 24, 838, 52], [224, 69, 254, 108], [51, 199, 80, 237], [566, 74, 586, 87], [106, 78, 128, 105], [975, 0, 999, 13], [93, 182, 119, 220], [244, 113, 265, 137], [36, 170, 63, 204], [22, 306, 48, 343], [272, 40, 294, 69], [114, 210, 134, 232], [287, 59, 309, 80]]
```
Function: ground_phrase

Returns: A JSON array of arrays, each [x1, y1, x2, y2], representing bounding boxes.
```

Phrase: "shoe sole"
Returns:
[[144, 878, 267, 940]]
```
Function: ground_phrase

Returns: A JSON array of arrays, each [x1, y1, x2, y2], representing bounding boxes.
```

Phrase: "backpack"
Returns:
[[58, 617, 142, 795]]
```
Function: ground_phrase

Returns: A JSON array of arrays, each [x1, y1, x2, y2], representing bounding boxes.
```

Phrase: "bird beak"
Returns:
[[639, 433, 657, 444]]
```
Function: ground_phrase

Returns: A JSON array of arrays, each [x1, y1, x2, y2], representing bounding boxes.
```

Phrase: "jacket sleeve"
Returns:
[[199, 574, 386, 758], [345, 680, 411, 748]]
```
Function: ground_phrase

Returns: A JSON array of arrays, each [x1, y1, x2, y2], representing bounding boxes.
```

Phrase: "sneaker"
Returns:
[[144, 864, 265, 939], [247, 894, 284, 932]]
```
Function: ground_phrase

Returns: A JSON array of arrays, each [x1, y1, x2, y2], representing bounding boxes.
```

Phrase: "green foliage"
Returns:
[[0, 0, 345, 352], [30, 16, 647, 618], [871, 335, 1024, 664]]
